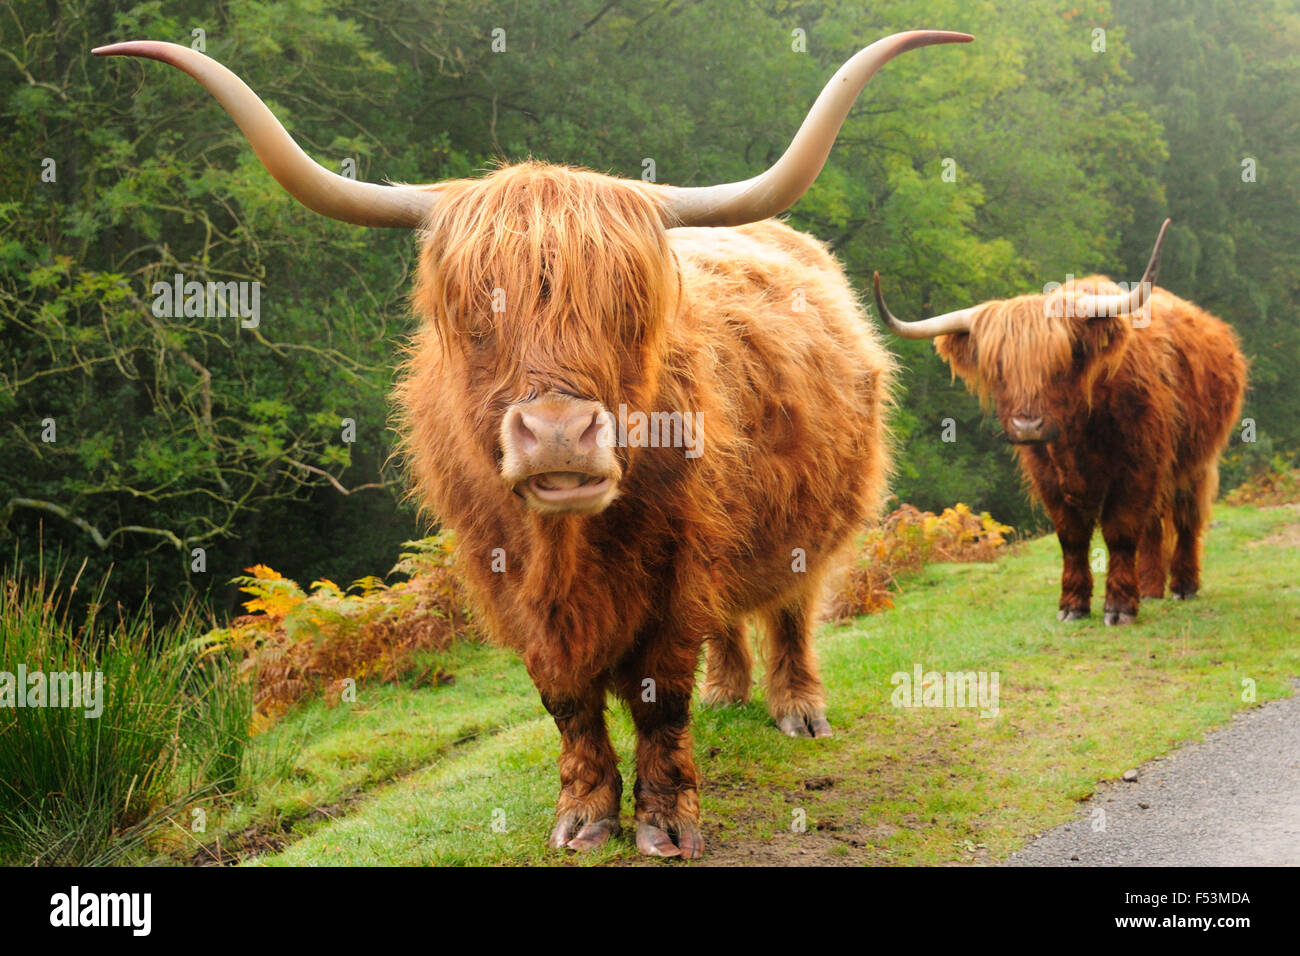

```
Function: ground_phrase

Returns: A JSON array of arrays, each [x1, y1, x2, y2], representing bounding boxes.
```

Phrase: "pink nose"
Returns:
[[506, 403, 604, 458], [499, 393, 619, 482], [1011, 416, 1043, 433], [498, 394, 620, 514]]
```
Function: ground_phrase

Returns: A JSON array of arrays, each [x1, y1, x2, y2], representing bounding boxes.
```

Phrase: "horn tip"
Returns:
[[903, 30, 975, 49], [91, 40, 182, 61], [1151, 217, 1171, 258], [92, 41, 145, 57], [871, 273, 895, 327]]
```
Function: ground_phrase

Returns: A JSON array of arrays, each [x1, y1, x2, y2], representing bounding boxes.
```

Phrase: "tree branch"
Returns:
[[284, 458, 394, 496]]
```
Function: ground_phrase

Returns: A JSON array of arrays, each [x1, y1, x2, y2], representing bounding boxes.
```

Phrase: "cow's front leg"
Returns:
[[1031, 450, 1096, 621], [1046, 502, 1095, 621], [539, 683, 622, 853], [617, 644, 704, 859], [1100, 495, 1150, 626]]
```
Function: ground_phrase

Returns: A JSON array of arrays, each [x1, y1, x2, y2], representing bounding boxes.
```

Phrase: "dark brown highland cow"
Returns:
[[874, 222, 1248, 626], [96, 30, 973, 858]]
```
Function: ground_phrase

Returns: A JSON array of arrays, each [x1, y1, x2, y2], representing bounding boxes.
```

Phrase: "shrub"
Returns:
[[827, 503, 1015, 620], [1223, 456, 1300, 507], [206, 531, 469, 722]]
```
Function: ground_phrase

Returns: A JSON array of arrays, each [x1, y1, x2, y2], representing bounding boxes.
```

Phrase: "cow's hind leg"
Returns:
[[1137, 511, 1168, 600], [617, 637, 705, 859], [540, 683, 622, 853], [763, 598, 831, 738], [700, 621, 752, 706], [1170, 469, 1213, 600]]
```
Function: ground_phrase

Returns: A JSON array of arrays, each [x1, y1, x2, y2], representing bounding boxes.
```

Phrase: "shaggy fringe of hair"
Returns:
[[412, 161, 676, 404], [939, 276, 1132, 414]]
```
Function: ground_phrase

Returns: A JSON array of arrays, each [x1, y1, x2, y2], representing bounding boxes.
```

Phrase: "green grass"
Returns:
[[211, 504, 1298, 866], [172, 642, 546, 861], [0, 562, 250, 865]]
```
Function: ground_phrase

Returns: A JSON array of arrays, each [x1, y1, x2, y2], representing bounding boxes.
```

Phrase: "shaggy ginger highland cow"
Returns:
[[95, 30, 973, 858], [874, 221, 1247, 626]]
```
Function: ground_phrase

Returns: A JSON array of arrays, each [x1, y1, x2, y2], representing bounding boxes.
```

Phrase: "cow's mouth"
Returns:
[[524, 472, 614, 507], [1004, 427, 1060, 445]]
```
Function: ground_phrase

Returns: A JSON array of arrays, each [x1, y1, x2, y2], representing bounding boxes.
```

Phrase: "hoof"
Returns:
[[1103, 609, 1137, 626], [548, 814, 620, 853], [777, 712, 833, 738], [1057, 608, 1089, 622], [1171, 588, 1198, 601], [636, 820, 703, 859]]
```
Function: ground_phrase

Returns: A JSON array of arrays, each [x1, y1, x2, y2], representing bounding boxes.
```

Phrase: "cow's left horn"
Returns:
[[656, 31, 974, 228], [1074, 218, 1171, 319], [872, 272, 975, 339], [92, 42, 438, 229]]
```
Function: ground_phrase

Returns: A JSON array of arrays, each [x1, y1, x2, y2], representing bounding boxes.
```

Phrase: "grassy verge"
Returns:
[[213, 504, 1298, 866], [172, 642, 545, 862], [0, 562, 249, 865]]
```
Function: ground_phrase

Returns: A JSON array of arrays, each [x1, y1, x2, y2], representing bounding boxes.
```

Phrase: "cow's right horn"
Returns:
[[657, 31, 974, 228], [1072, 218, 1171, 319], [92, 41, 438, 229], [872, 272, 975, 339]]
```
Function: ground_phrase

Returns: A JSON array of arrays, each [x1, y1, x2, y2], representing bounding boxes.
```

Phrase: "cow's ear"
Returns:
[[1078, 312, 1130, 360], [934, 330, 978, 380]]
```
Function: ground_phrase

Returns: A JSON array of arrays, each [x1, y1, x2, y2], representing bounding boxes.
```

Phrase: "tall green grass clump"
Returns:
[[0, 559, 251, 865]]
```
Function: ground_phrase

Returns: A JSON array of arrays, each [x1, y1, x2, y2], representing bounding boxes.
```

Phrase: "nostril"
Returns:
[[509, 408, 540, 454], [576, 411, 603, 452], [1012, 416, 1043, 432]]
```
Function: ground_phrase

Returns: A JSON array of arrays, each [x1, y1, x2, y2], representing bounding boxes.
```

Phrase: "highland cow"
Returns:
[[95, 30, 972, 858], [874, 222, 1248, 626]]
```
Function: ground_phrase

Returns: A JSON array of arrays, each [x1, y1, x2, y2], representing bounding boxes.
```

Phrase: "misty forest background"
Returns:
[[3, 0, 1298, 621]]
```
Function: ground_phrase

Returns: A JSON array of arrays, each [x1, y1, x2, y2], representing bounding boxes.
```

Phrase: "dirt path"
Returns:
[[659, 684, 1300, 867], [1007, 685, 1300, 866]]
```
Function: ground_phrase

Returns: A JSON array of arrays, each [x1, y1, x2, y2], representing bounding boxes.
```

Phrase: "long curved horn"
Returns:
[[1074, 218, 1171, 318], [92, 41, 437, 228], [872, 272, 975, 339], [657, 30, 973, 227]]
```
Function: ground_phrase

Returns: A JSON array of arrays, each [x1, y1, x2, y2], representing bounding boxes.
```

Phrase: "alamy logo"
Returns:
[[1042, 275, 1153, 326], [49, 886, 151, 936], [890, 663, 1000, 718], [0, 666, 103, 718], [596, 404, 703, 459], [152, 272, 261, 328]]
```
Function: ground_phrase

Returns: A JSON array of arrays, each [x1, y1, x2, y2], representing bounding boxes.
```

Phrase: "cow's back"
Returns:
[[1108, 287, 1247, 479], [1150, 288, 1246, 468], [660, 220, 895, 613]]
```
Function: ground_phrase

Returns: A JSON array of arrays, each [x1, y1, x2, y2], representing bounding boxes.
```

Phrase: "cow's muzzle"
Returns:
[[1005, 415, 1058, 444], [499, 393, 621, 514]]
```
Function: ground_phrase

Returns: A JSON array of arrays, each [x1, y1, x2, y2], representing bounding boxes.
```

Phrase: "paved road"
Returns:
[[1008, 687, 1300, 866]]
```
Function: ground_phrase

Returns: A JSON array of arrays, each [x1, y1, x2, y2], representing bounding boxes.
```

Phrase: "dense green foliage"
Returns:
[[3, 0, 1297, 616]]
